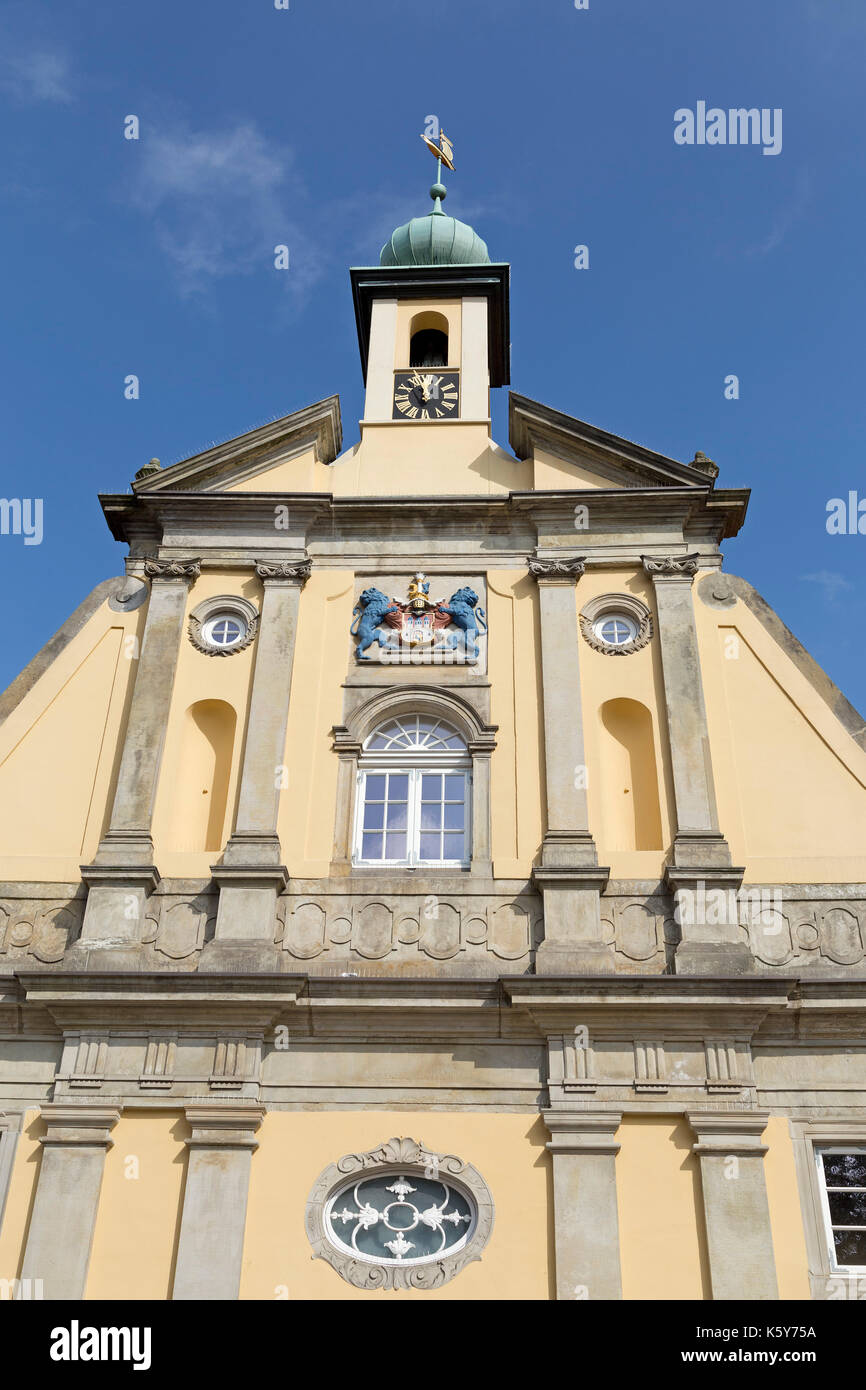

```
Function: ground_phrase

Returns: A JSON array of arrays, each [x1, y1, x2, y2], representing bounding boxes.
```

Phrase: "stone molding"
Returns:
[[37, 1104, 121, 1148], [686, 1110, 770, 1156], [143, 558, 202, 582], [579, 592, 653, 656], [527, 555, 586, 581], [305, 1136, 495, 1291], [543, 1110, 622, 1154], [254, 558, 312, 584], [183, 1104, 264, 1149]]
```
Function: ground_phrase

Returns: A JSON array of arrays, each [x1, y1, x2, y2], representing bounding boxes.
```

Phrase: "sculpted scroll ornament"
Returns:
[[255, 559, 312, 584], [305, 1137, 494, 1291], [527, 556, 586, 580], [641, 554, 699, 579], [144, 558, 202, 581]]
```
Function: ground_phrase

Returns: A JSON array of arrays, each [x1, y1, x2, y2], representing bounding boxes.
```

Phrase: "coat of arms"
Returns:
[[351, 573, 488, 664]]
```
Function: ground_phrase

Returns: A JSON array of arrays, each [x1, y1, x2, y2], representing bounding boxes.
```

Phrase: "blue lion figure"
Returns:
[[351, 587, 399, 660], [441, 587, 488, 659]]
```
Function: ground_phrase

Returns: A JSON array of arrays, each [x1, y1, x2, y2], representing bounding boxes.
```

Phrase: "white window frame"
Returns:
[[815, 1145, 866, 1273], [353, 765, 471, 868], [353, 746, 471, 869]]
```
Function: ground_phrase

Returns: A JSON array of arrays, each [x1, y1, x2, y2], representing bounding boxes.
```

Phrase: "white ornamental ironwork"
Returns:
[[327, 1174, 472, 1263]]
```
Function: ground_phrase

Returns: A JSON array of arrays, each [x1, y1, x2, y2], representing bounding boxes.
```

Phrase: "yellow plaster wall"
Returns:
[[487, 571, 545, 876], [0, 1110, 44, 1286], [696, 579, 866, 882], [278, 569, 355, 876], [395, 299, 462, 367], [0, 598, 144, 882], [84, 1111, 188, 1301], [239, 1110, 553, 1300], [532, 447, 626, 490], [151, 570, 259, 878], [226, 443, 321, 493], [322, 427, 530, 496], [617, 1115, 710, 1299], [578, 569, 676, 878], [764, 1117, 811, 1299]]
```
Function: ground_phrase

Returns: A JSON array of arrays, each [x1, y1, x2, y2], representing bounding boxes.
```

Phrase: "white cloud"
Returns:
[[127, 121, 325, 299], [800, 570, 853, 602], [0, 47, 74, 103]]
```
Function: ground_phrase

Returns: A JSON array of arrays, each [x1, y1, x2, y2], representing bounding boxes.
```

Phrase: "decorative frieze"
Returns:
[[140, 1034, 177, 1090], [634, 1038, 667, 1093]]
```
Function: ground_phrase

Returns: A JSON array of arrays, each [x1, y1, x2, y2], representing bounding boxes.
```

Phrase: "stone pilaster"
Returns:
[[642, 555, 748, 974], [205, 559, 309, 969], [19, 1105, 120, 1300], [528, 557, 610, 972], [544, 1110, 623, 1300], [78, 559, 200, 956], [172, 1105, 264, 1301], [686, 1110, 778, 1301]]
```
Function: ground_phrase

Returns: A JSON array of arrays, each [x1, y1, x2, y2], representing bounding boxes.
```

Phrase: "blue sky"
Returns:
[[1, 0, 864, 711]]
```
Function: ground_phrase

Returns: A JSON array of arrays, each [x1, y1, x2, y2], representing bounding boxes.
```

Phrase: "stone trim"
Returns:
[[641, 554, 699, 580], [789, 1117, 866, 1299], [330, 686, 498, 874], [579, 591, 653, 656], [0, 1111, 22, 1235], [686, 1109, 778, 1300], [305, 1136, 495, 1291], [543, 1110, 623, 1300], [188, 594, 259, 656]]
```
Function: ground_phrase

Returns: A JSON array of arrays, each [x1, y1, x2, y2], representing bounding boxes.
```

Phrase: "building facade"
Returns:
[[1, 177, 866, 1301]]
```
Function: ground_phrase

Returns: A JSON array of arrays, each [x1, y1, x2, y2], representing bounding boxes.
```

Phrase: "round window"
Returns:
[[593, 613, 637, 647], [202, 613, 247, 649], [324, 1171, 476, 1266]]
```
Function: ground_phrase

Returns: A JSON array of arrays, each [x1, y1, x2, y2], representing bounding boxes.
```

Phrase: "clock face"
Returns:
[[392, 371, 459, 421]]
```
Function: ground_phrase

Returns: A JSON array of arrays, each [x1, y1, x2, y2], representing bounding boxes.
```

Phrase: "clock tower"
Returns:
[[350, 137, 510, 438]]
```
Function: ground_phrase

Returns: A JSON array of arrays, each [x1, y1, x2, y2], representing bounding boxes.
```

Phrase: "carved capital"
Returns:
[[255, 558, 312, 585], [527, 556, 587, 582], [641, 553, 699, 581], [144, 558, 202, 583]]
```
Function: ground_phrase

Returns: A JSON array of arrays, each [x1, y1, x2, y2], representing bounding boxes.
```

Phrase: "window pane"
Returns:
[[421, 773, 442, 800], [443, 832, 464, 859], [823, 1153, 866, 1188], [828, 1191, 866, 1225], [361, 832, 383, 859], [385, 831, 407, 859], [420, 802, 441, 830], [388, 773, 409, 800], [833, 1229, 866, 1265], [366, 774, 386, 799], [363, 802, 384, 830], [419, 833, 441, 860], [443, 802, 464, 830], [444, 774, 465, 800], [386, 801, 407, 829]]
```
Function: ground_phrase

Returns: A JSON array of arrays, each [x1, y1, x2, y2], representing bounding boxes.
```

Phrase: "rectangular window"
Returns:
[[355, 768, 470, 867], [817, 1148, 866, 1270]]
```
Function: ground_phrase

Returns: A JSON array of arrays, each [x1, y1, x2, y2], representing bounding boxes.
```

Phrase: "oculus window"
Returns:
[[354, 715, 470, 868]]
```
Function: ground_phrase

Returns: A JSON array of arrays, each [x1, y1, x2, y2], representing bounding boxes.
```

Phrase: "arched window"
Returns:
[[410, 328, 448, 368], [354, 715, 471, 867], [408, 310, 450, 368]]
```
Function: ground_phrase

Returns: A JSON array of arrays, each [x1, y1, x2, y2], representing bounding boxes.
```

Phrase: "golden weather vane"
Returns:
[[420, 128, 455, 174]]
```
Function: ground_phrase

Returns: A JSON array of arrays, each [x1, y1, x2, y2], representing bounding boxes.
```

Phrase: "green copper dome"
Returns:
[[380, 183, 490, 267]]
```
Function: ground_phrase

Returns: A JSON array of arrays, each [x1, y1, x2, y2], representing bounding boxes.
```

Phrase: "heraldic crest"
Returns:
[[351, 573, 488, 664]]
